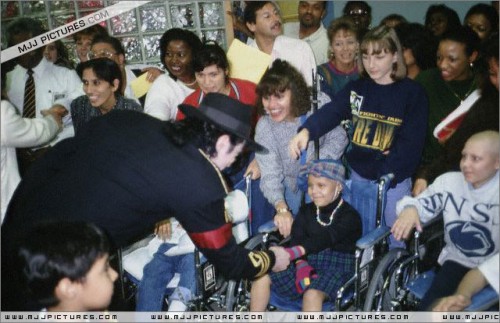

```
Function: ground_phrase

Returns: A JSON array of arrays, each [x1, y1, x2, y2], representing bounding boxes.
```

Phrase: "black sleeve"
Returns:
[[289, 205, 308, 246], [301, 205, 362, 254], [176, 198, 275, 280]]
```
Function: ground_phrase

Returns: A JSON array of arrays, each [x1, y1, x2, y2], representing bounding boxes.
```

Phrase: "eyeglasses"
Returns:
[[348, 9, 369, 17], [87, 50, 117, 60]]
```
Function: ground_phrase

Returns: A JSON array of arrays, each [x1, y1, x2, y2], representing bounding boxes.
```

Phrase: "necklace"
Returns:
[[445, 79, 476, 104], [316, 198, 343, 227], [198, 149, 230, 194], [180, 78, 197, 87]]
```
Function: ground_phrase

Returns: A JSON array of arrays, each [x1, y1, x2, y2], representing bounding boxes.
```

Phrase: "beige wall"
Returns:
[[277, 1, 299, 22]]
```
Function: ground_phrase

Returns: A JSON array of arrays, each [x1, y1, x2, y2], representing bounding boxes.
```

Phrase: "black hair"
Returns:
[[91, 34, 125, 56], [299, 0, 327, 11], [47, 40, 74, 69], [76, 58, 123, 94], [440, 26, 481, 58], [244, 1, 276, 24], [478, 36, 499, 93], [342, 1, 372, 16], [395, 23, 437, 71], [256, 59, 310, 117], [425, 4, 462, 36], [18, 221, 110, 307], [6, 17, 46, 46], [465, 3, 499, 34], [192, 41, 230, 84], [159, 28, 202, 79], [164, 117, 244, 158]]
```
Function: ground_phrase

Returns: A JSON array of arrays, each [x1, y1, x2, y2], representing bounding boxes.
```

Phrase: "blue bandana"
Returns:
[[297, 159, 346, 192]]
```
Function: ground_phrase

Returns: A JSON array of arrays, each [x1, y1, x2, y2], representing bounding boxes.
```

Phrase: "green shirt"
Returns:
[[415, 68, 476, 165]]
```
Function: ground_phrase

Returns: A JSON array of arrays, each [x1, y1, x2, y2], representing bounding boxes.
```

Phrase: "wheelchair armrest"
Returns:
[[356, 225, 391, 250], [258, 219, 277, 233], [465, 286, 499, 311]]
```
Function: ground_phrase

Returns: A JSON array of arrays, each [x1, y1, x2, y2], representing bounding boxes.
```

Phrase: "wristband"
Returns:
[[285, 246, 305, 261]]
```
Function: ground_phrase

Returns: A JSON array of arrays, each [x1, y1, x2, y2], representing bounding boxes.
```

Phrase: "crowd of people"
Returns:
[[1, 0, 498, 313]]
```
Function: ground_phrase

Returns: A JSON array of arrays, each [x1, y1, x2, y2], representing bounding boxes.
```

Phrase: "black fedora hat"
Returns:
[[178, 93, 267, 153]]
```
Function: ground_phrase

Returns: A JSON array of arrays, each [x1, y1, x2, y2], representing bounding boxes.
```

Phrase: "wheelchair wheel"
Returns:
[[225, 232, 282, 311], [363, 248, 409, 311]]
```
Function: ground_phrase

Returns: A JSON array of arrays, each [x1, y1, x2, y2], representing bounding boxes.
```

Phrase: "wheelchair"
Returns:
[[224, 173, 396, 311], [362, 214, 499, 312], [118, 175, 255, 312]]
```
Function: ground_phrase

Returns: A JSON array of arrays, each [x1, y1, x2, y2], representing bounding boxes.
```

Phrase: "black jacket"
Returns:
[[2, 110, 274, 309]]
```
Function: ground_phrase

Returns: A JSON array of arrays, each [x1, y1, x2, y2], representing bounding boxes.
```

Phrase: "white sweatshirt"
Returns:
[[396, 171, 499, 268]]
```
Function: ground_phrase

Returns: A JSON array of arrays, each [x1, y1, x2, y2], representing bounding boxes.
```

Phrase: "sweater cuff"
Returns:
[[395, 196, 420, 216]]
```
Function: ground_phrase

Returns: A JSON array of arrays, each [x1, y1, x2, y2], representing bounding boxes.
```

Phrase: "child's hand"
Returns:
[[295, 260, 317, 294], [154, 219, 172, 241], [391, 206, 422, 240], [432, 294, 471, 311]]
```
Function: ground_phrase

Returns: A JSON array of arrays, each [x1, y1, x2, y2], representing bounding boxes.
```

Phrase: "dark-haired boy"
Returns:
[[18, 221, 118, 311]]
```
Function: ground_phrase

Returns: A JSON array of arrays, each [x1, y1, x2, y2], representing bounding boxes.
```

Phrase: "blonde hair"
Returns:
[[358, 25, 406, 81], [467, 130, 500, 157]]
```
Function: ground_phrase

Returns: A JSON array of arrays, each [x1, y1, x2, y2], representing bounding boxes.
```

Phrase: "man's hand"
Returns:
[[391, 206, 422, 241], [41, 105, 68, 127], [244, 158, 260, 179], [412, 178, 428, 196], [432, 294, 471, 311], [289, 129, 309, 160], [154, 219, 172, 241], [269, 246, 290, 272]]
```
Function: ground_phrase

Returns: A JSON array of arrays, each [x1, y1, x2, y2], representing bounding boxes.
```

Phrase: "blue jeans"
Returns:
[[136, 243, 196, 311], [350, 171, 412, 249]]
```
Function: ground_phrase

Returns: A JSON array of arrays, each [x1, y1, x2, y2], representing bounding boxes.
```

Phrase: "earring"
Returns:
[[470, 62, 474, 68]]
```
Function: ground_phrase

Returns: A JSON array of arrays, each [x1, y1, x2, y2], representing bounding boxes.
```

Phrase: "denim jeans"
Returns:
[[350, 170, 412, 249], [136, 243, 196, 311]]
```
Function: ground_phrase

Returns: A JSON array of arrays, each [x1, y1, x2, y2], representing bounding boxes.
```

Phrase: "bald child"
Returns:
[[391, 130, 499, 310]]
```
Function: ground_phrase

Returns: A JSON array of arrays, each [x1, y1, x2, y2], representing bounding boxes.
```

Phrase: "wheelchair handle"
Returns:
[[378, 173, 395, 186]]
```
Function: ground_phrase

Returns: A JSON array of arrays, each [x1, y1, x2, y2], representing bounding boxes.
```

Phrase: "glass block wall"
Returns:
[[1, 0, 229, 66]]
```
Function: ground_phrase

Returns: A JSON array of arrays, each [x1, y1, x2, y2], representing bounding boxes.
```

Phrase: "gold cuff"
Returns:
[[276, 207, 289, 214]]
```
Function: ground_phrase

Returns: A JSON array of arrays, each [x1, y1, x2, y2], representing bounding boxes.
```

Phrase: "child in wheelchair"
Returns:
[[392, 130, 499, 310], [135, 218, 197, 312], [250, 159, 362, 311], [129, 189, 251, 311]]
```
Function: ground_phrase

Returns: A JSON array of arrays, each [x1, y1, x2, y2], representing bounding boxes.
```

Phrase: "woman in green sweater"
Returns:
[[413, 26, 480, 196]]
